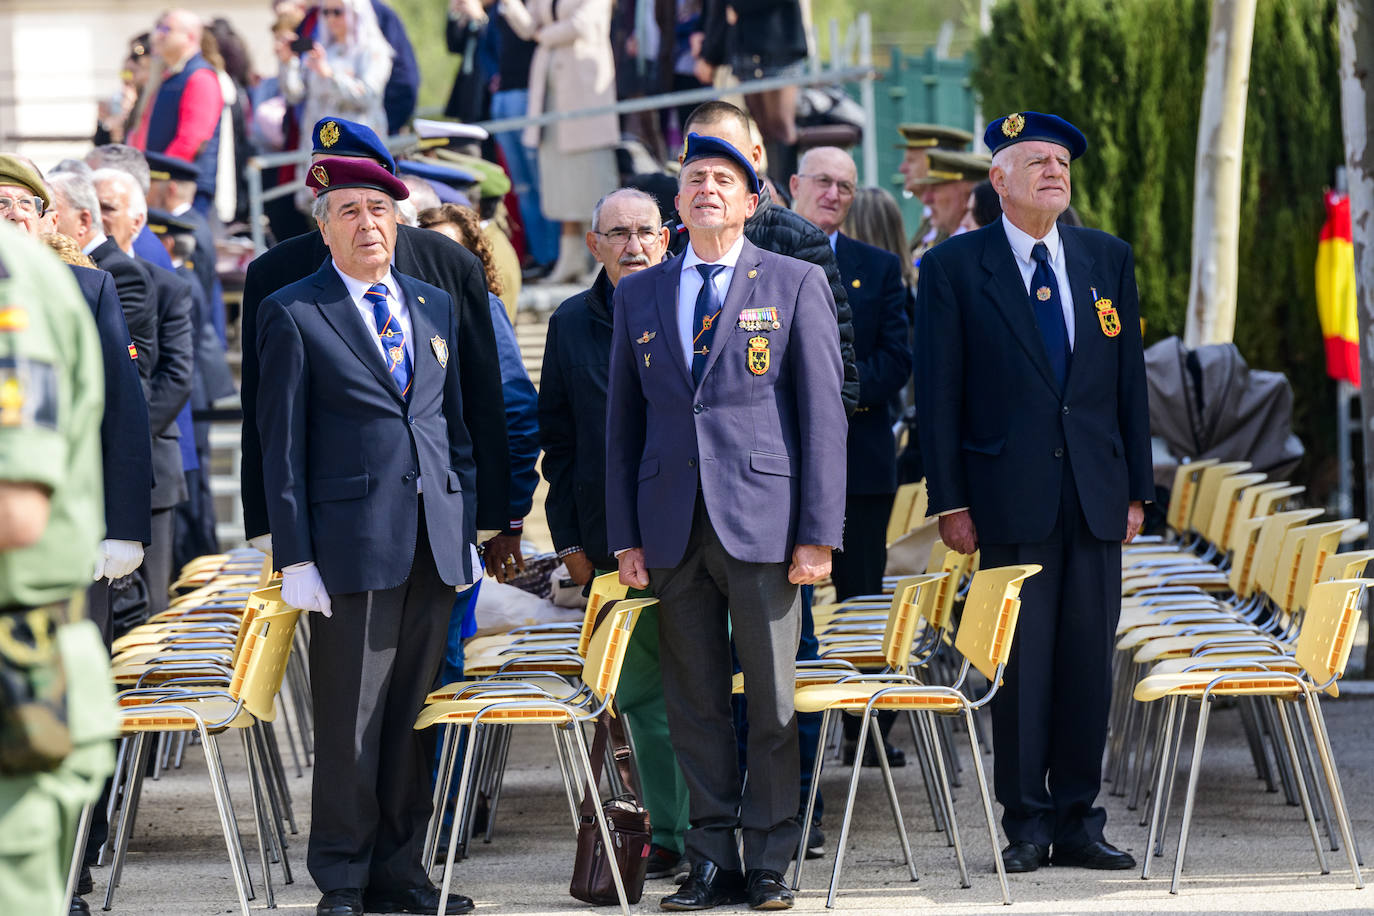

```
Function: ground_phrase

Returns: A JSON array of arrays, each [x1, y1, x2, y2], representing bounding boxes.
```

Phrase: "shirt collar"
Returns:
[[828, 230, 838, 252], [1001, 213, 1061, 267], [171, 202, 192, 217], [333, 262, 399, 307], [682, 233, 746, 272], [81, 232, 108, 256]]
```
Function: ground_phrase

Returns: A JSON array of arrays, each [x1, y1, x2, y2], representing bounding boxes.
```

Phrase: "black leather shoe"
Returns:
[[364, 884, 475, 914], [746, 870, 794, 910], [1052, 840, 1136, 870], [76, 864, 93, 896], [843, 741, 907, 768], [646, 843, 685, 879], [1001, 841, 1049, 873], [69, 896, 90, 915], [660, 860, 748, 910], [317, 888, 364, 916]]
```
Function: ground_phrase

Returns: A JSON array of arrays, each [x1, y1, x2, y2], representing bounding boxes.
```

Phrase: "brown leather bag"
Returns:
[[568, 708, 651, 906]]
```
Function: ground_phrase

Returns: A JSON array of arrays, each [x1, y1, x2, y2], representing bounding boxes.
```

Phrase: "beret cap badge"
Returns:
[[1002, 113, 1026, 138], [310, 164, 330, 187], [320, 120, 341, 148]]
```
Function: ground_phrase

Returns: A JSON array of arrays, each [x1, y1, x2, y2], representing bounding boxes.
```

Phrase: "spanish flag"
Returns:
[[1315, 191, 1359, 384]]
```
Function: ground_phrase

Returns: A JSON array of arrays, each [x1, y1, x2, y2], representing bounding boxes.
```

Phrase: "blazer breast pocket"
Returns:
[[446, 469, 463, 492], [637, 456, 660, 481], [311, 473, 369, 503]]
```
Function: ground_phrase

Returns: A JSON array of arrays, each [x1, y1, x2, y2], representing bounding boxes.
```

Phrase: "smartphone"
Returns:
[[290, 32, 314, 54]]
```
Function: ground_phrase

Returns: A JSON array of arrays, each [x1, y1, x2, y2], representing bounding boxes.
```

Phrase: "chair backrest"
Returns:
[[232, 586, 302, 721], [1165, 459, 1219, 534], [1241, 509, 1322, 599], [953, 564, 1041, 682], [1251, 484, 1304, 518], [1289, 522, 1356, 615], [876, 573, 945, 669], [886, 481, 923, 545], [1189, 461, 1251, 542], [576, 572, 631, 657], [922, 543, 970, 632], [1206, 471, 1265, 549], [1321, 550, 1374, 581], [580, 597, 653, 706], [1294, 579, 1366, 691]]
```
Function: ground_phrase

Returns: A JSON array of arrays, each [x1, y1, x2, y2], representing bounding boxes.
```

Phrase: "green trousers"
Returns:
[[606, 580, 690, 853]]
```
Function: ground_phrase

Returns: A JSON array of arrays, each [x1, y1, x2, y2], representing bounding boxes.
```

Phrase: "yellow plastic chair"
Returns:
[[790, 563, 1041, 908], [415, 597, 654, 916], [1133, 579, 1367, 894], [101, 587, 300, 915], [886, 481, 925, 546]]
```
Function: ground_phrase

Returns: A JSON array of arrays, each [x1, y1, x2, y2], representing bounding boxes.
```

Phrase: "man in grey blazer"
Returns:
[[255, 158, 475, 916], [605, 134, 846, 911]]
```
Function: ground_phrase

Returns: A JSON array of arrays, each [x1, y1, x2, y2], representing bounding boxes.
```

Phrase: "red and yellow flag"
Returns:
[[1316, 191, 1359, 384]]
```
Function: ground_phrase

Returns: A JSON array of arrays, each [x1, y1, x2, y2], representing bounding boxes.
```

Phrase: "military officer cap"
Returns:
[[984, 111, 1088, 160], [305, 157, 410, 200], [430, 149, 512, 200], [681, 132, 761, 194], [413, 117, 489, 152], [398, 158, 480, 205], [312, 117, 397, 174], [896, 123, 974, 151], [146, 207, 196, 236], [913, 149, 992, 186], [144, 151, 200, 184], [0, 154, 50, 210]]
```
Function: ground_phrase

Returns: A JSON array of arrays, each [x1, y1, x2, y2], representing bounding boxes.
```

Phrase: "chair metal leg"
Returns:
[[566, 721, 632, 916], [1155, 698, 1189, 857], [204, 728, 255, 901], [1289, 700, 1339, 853], [262, 722, 298, 837], [1237, 696, 1277, 791], [436, 719, 483, 916], [1128, 697, 1159, 816], [424, 723, 458, 871], [1257, 699, 1298, 805], [200, 731, 254, 916], [1170, 698, 1212, 894], [550, 723, 582, 831], [1304, 694, 1365, 888], [868, 710, 918, 881], [825, 706, 873, 908], [97, 736, 133, 866], [483, 723, 515, 843], [964, 708, 1009, 905], [240, 729, 276, 908], [1273, 699, 1328, 875], [1142, 695, 1178, 879], [904, 709, 946, 835], [252, 725, 293, 884], [923, 711, 964, 861], [792, 709, 831, 891], [105, 732, 152, 906], [64, 800, 94, 906]]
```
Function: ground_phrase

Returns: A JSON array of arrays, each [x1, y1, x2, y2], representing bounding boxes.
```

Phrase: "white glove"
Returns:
[[248, 533, 273, 557], [93, 539, 145, 582], [280, 561, 333, 617]]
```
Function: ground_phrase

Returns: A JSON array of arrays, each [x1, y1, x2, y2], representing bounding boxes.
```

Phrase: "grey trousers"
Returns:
[[649, 496, 802, 875], [305, 507, 454, 893]]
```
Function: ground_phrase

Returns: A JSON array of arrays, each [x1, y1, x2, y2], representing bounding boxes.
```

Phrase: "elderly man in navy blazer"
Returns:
[[915, 112, 1152, 875], [255, 158, 475, 916], [606, 134, 846, 911]]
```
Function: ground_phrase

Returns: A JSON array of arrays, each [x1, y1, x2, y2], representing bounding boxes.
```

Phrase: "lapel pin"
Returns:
[[747, 269, 758, 279], [418, 295, 426, 304], [644, 353, 651, 368], [430, 334, 449, 369], [851, 278, 861, 288], [637, 330, 657, 345]]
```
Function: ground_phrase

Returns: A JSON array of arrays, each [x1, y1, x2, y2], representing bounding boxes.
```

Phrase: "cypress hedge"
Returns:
[[973, 0, 1344, 495]]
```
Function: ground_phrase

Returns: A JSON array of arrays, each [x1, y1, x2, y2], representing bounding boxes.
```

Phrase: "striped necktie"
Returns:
[[692, 264, 725, 384], [365, 282, 411, 398]]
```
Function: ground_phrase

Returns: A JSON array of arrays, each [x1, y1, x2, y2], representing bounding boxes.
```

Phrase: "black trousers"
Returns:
[[306, 505, 454, 893], [650, 495, 802, 875], [140, 507, 175, 616], [980, 467, 1121, 851], [833, 492, 898, 744]]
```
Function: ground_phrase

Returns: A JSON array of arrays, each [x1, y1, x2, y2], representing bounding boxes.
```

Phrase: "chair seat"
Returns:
[[119, 697, 254, 732], [1116, 619, 1251, 651], [1132, 633, 1277, 665], [1133, 671, 1306, 702], [414, 697, 575, 729], [1144, 654, 1300, 677], [426, 675, 578, 704], [794, 682, 963, 714]]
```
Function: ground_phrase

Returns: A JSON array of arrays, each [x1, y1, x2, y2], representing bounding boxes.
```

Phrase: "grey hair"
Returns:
[[312, 188, 398, 227], [396, 197, 418, 226], [86, 144, 151, 194], [48, 171, 100, 221], [49, 159, 94, 180], [591, 187, 659, 232], [92, 168, 147, 223]]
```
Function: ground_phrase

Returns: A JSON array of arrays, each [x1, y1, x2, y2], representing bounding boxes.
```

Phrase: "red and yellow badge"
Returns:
[[747, 335, 770, 376], [127, 342, 138, 360], [310, 164, 330, 188], [0, 306, 29, 332], [1002, 113, 1026, 139], [1096, 298, 1121, 337]]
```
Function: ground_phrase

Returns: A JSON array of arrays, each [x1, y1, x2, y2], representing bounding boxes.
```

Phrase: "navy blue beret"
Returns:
[[312, 117, 396, 174], [983, 111, 1088, 160], [681, 133, 761, 194]]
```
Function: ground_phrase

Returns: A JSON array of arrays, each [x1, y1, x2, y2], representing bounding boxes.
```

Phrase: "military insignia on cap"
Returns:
[[310, 164, 330, 187], [747, 335, 770, 376], [431, 334, 449, 369], [320, 120, 341, 148], [1002, 113, 1026, 138], [1036, 286, 1052, 301], [636, 330, 656, 345]]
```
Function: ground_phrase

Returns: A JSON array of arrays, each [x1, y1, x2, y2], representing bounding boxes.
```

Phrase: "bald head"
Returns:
[[154, 9, 203, 66], [790, 146, 857, 235]]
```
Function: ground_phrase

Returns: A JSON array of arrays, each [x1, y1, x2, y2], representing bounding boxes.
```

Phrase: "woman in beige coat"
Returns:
[[495, 0, 619, 282]]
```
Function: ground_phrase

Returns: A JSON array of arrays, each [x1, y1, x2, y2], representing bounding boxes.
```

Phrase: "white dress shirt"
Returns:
[[333, 263, 414, 365], [1001, 214, 1076, 350], [678, 235, 746, 369]]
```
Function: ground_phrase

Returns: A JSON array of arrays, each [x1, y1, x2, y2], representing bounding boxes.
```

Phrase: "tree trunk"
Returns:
[[1337, 0, 1374, 676], [1184, 0, 1258, 347]]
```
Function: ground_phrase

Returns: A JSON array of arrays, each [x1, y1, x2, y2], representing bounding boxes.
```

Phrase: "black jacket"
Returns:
[[240, 224, 510, 540], [70, 265, 152, 544], [141, 262, 195, 510], [89, 237, 154, 353], [538, 271, 615, 570], [669, 185, 859, 413], [701, 0, 807, 70]]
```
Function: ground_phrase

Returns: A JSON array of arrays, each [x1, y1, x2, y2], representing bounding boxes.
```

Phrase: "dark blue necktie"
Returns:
[[1030, 242, 1069, 389], [366, 282, 412, 398], [691, 264, 725, 384]]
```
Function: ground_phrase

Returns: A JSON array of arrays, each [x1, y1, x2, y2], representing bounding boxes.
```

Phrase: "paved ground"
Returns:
[[89, 687, 1373, 915]]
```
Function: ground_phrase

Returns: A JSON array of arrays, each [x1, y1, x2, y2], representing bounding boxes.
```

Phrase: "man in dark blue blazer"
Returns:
[[915, 112, 1152, 875], [606, 135, 846, 910], [256, 158, 474, 916]]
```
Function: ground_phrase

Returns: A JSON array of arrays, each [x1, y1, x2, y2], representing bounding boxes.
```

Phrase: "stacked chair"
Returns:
[[1109, 460, 1369, 895]]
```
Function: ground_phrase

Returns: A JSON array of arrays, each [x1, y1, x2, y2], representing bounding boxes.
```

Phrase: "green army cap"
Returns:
[[911, 149, 991, 186], [895, 123, 974, 151], [0, 154, 51, 210], [431, 149, 512, 200]]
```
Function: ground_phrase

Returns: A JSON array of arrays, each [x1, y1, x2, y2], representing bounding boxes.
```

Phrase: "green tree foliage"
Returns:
[[391, 0, 457, 115], [974, 0, 1343, 492]]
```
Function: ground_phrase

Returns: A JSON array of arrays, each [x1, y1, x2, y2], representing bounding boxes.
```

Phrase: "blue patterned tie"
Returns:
[[1030, 242, 1069, 389], [365, 282, 412, 398], [691, 264, 725, 384]]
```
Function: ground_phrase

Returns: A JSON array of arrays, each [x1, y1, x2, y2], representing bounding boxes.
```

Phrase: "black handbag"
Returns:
[[568, 708, 651, 906]]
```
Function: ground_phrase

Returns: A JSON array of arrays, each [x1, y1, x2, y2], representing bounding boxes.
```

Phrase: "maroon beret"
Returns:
[[305, 157, 410, 200]]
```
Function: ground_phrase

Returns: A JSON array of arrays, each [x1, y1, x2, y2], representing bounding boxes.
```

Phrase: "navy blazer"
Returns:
[[605, 239, 847, 568], [915, 221, 1153, 544], [256, 262, 475, 593], [141, 261, 196, 510], [835, 234, 910, 496], [70, 265, 152, 545]]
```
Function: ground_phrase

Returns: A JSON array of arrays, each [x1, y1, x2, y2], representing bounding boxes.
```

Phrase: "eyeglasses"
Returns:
[[0, 196, 44, 217], [594, 227, 660, 245], [798, 173, 856, 197], [321, 7, 346, 16]]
